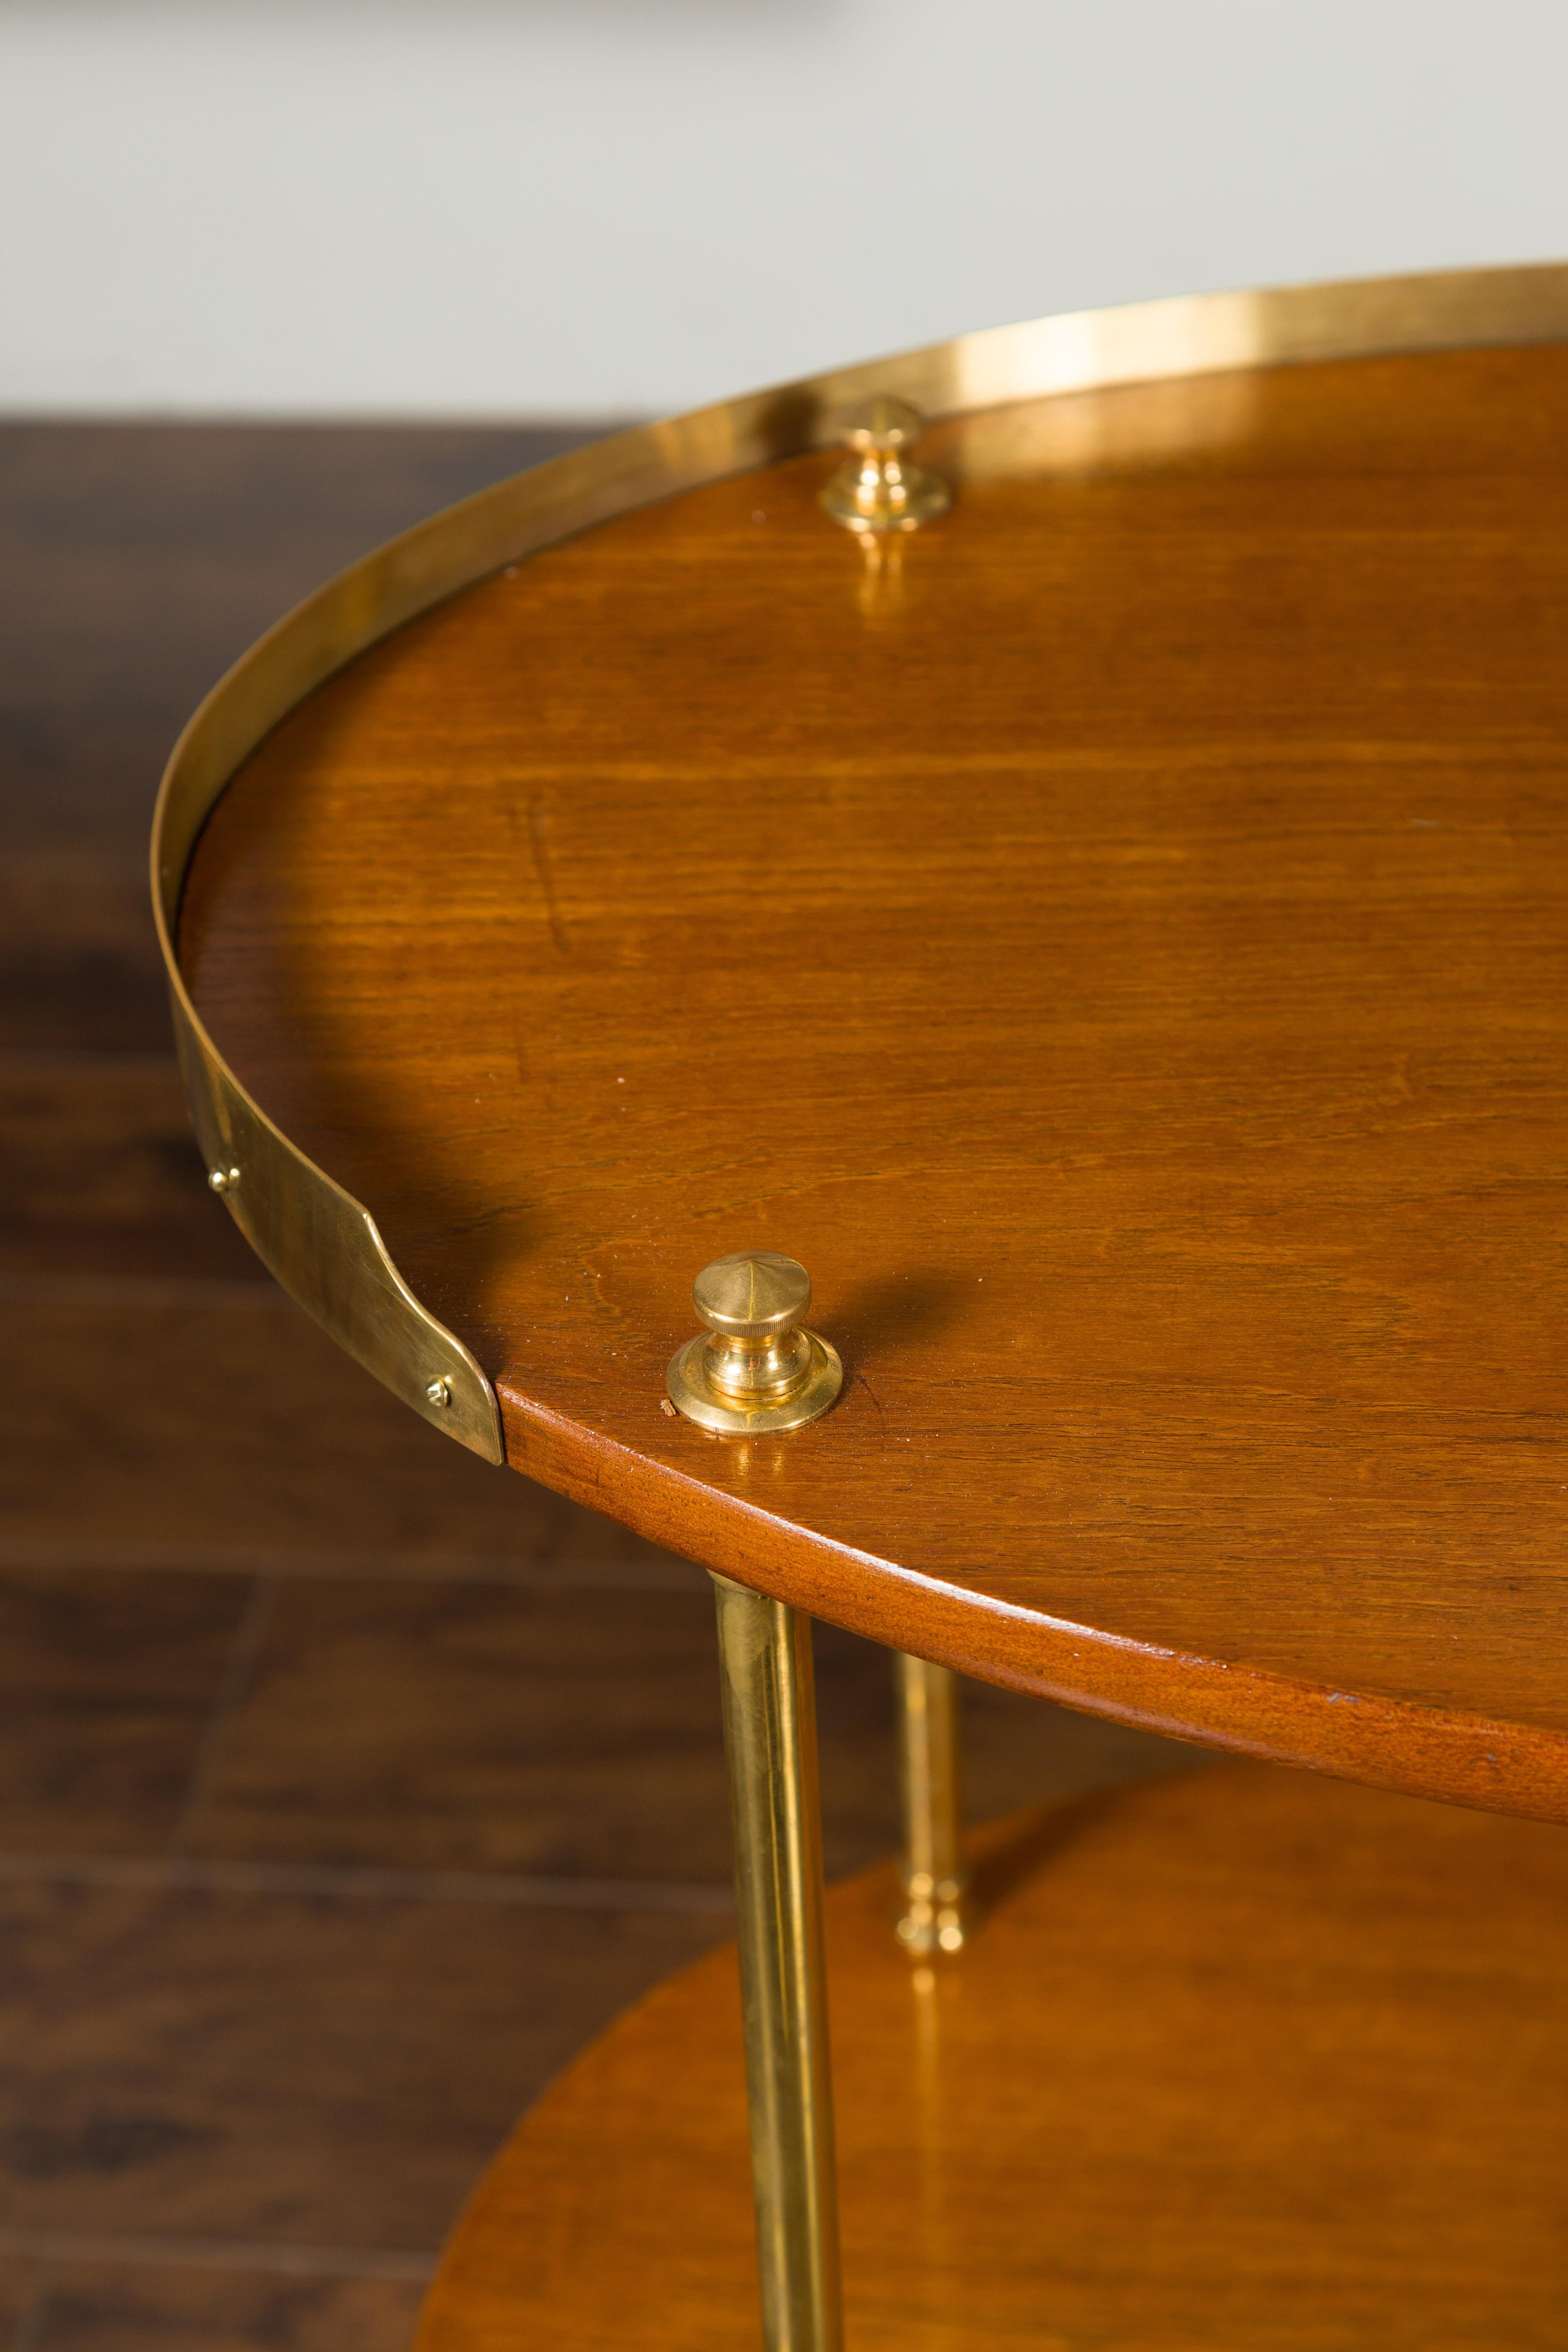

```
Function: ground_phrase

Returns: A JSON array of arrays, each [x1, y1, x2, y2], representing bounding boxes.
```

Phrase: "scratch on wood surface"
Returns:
[[527, 795, 570, 955], [854, 1369, 888, 1442]]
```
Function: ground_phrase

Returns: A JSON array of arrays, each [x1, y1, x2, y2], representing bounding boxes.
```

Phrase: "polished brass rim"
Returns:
[[150, 262, 1568, 1462]]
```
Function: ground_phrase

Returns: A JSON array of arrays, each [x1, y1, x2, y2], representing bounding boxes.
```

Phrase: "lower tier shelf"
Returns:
[[416, 1761, 1568, 2352]]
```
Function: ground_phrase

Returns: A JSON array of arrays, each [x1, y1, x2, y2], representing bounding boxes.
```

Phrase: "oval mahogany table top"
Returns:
[[175, 314, 1568, 1821]]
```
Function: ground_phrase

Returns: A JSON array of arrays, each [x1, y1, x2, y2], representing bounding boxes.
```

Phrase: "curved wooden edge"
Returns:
[[505, 1389, 1568, 1827], [151, 263, 1568, 1747]]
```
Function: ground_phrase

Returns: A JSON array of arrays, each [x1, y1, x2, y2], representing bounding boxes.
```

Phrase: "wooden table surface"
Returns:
[[179, 340, 1568, 1821]]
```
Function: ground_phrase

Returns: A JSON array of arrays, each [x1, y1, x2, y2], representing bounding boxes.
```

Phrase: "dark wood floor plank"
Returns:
[[0, 1063, 266, 1283], [180, 1577, 1186, 1884], [0, 849, 172, 1060], [179, 1580, 732, 1880], [0, 1568, 248, 1856], [0, 2260, 43, 2349], [1, 1293, 680, 1575], [26, 2263, 422, 2351], [0, 1881, 715, 2251]]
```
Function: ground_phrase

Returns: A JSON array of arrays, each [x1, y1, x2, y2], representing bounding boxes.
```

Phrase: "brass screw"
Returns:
[[426, 1377, 451, 1409], [208, 1166, 241, 1194], [820, 395, 951, 536], [666, 1251, 842, 1436]]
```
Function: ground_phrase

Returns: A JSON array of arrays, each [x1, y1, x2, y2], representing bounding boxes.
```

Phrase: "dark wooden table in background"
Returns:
[[0, 424, 1178, 2352]]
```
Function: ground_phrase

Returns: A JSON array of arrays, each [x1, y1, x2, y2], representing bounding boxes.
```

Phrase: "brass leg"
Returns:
[[894, 1654, 969, 1954], [711, 1574, 843, 2352]]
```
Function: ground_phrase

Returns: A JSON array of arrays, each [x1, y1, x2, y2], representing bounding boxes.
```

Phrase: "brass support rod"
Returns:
[[894, 1654, 969, 1953], [711, 1574, 843, 2352]]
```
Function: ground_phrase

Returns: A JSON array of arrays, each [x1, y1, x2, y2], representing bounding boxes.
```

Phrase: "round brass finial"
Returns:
[[820, 395, 951, 535], [667, 1251, 842, 1435], [694, 1250, 811, 1339]]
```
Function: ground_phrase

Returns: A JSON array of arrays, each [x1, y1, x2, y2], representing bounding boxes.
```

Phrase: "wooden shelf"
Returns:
[[417, 1762, 1568, 2352]]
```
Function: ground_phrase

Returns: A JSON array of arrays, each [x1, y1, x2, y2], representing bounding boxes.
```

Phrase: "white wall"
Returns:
[[2, 0, 1564, 420]]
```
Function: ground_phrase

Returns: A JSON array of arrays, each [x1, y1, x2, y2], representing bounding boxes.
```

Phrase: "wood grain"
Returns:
[[179, 344, 1568, 1816], [415, 1763, 1568, 2352], [0, 1566, 248, 1854], [0, 1876, 717, 2249], [25, 2264, 424, 2352], [0, 1061, 270, 1283]]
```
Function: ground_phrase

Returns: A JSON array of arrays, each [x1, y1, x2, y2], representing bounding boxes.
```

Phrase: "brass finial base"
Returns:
[[820, 395, 951, 535], [667, 1250, 842, 1436]]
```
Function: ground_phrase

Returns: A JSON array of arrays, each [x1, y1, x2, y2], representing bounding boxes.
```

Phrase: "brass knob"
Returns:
[[666, 1250, 843, 1435], [819, 394, 951, 535]]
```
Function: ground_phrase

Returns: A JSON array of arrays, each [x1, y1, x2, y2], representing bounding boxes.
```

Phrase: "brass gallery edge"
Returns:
[[150, 263, 1568, 1464]]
